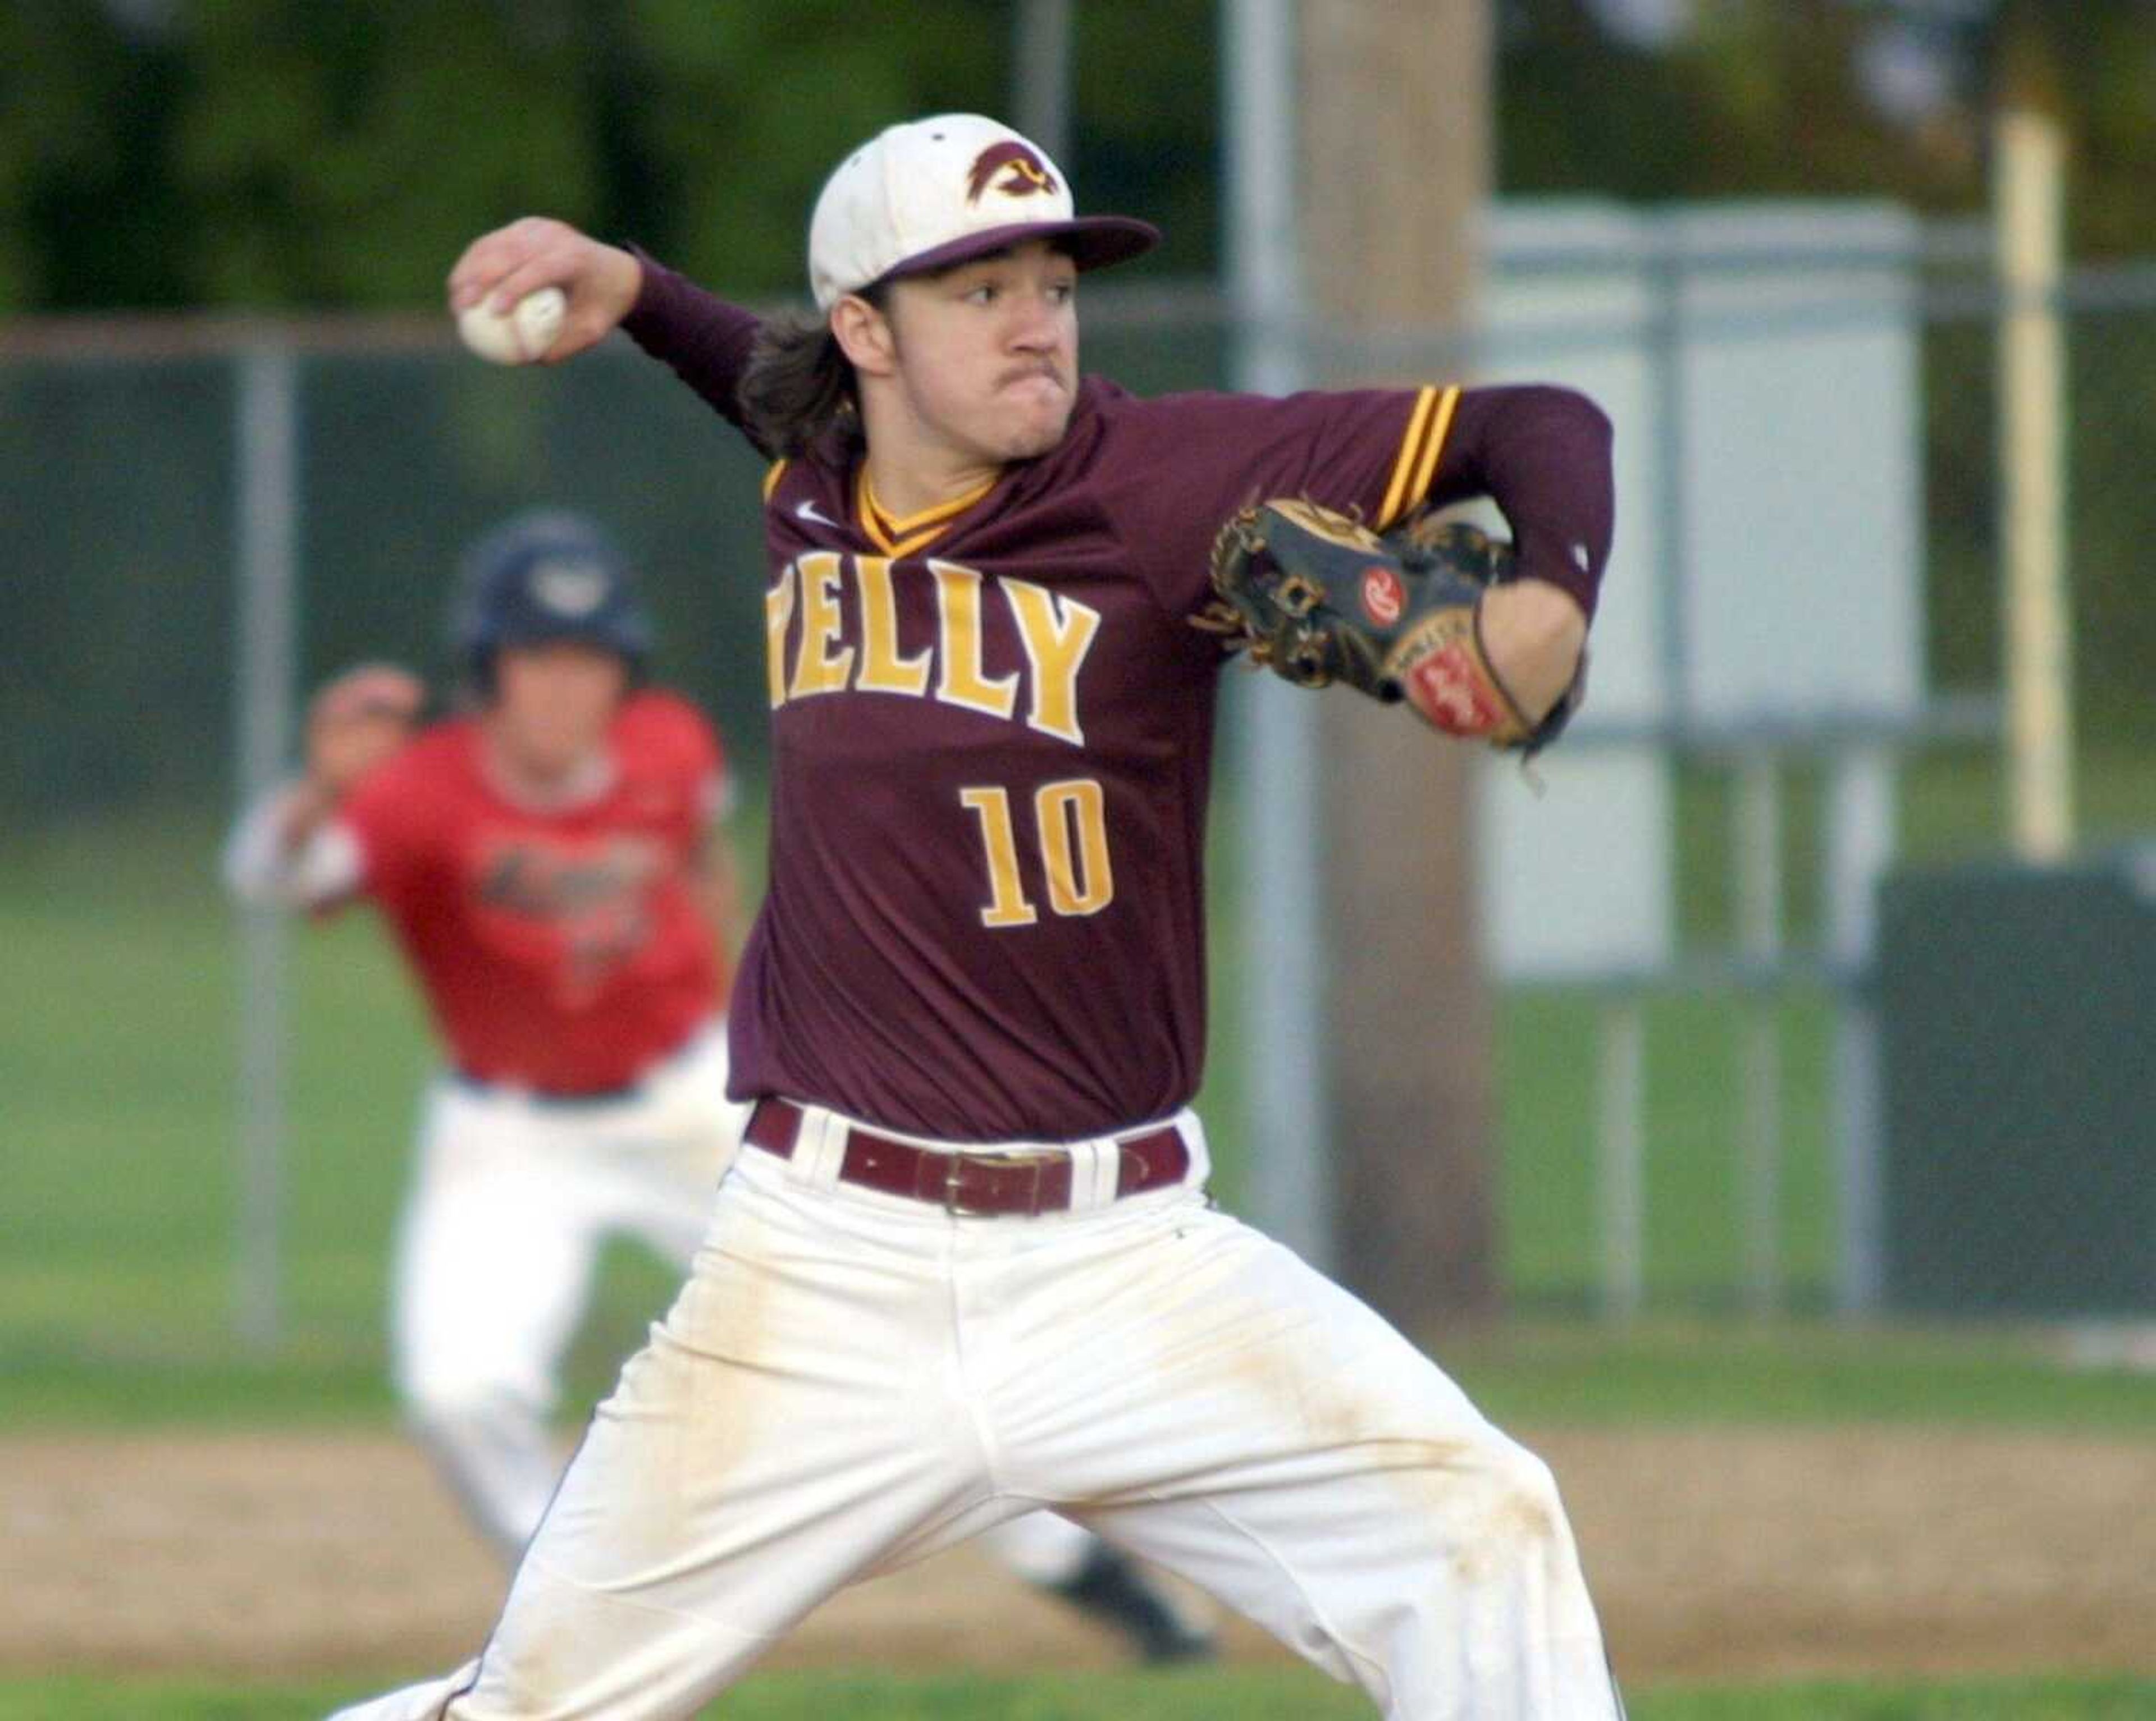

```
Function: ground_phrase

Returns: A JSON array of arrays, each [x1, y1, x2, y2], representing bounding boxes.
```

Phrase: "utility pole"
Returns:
[[1301, 0, 1498, 1320]]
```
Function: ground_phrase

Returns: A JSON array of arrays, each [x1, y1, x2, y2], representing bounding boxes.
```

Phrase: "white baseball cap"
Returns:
[[807, 113, 1159, 310]]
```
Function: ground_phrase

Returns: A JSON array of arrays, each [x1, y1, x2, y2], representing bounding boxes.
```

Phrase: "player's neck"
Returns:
[[857, 418, 1003, 523], [479, 727, 615, 812]]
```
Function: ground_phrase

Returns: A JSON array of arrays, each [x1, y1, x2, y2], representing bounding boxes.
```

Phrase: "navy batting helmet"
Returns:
[[450, 510, 653, 695]]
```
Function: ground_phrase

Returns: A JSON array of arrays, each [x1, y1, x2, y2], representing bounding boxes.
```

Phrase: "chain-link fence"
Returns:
[[6, 219, 2153, 1383], [9, 246, 2148, 834]]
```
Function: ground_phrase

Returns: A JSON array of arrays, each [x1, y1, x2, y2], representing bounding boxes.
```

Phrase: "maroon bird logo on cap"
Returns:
[[966, 141, 1058, 204]]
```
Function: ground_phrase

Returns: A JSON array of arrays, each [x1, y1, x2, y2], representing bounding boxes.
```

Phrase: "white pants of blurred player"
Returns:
[[338, 1100, 1620, 1721], [392, 1021, 1103, 1592]]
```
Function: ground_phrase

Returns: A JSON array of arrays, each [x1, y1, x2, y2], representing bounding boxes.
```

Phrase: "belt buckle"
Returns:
[[939, 1152, 973, 1214], [942, 1149, 1065, 1217]]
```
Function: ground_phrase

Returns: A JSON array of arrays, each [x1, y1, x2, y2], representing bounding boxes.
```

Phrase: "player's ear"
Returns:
[[830, 293, 898, 377]]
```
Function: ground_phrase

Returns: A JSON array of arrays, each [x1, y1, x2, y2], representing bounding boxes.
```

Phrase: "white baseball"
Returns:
[[456, 286, 567, 366]]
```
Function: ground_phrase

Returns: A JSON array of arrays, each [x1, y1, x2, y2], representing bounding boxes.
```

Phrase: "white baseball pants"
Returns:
[[390, 1028, 1104, 1586], [335, 1104, 1620, 1720]]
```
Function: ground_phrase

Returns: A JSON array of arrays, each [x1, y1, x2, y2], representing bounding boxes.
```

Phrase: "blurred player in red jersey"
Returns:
[[333, 112, 1625, 1720], [227, 510, 1210, 1662]]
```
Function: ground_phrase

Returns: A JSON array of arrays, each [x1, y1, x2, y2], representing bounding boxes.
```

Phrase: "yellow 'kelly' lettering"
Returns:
[[789, 552, 855, 699], [768, 553, 1100, 742], [1001, 578, 1100, 746], [764, 565, 797, 711], [853, 556, 933, 697], [930, 561, 1020, 721]]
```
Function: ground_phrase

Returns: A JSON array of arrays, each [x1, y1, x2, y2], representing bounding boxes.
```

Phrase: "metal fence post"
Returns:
[[1224, 0, 1333, 1270], [233, 336, 300, 1350], [1597, 1000, 1647, 1321], [1828, 743, 1898, 1315], [1735, 750, 1784, 1314]]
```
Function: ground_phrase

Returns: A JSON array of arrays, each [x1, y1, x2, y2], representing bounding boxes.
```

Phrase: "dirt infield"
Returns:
[[3, 1427, 2151, 1685]]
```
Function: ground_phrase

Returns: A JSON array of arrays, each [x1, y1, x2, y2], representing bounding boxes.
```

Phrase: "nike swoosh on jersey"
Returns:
[[795, 500, 841, 529]]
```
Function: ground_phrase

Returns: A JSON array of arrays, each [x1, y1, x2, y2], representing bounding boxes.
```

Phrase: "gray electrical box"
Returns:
[[1474, 200, 1925, 983], [1878, 850, 2156, 1316]]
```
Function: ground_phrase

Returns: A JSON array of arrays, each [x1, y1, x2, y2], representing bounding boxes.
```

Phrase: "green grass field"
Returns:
[[5, 1670, 2155, 1720], [7, 748, 2155, 1719]]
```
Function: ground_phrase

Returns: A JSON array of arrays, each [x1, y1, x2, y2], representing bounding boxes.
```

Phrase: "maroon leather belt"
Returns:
[[743, 1096, 1189, 1217]]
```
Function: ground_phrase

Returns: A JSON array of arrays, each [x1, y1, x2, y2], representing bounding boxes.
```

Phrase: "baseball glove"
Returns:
[[1198, 497, 1583, 753]]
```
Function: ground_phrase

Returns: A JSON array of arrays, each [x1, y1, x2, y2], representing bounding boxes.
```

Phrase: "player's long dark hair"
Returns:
[[738, 283, 888, 458]]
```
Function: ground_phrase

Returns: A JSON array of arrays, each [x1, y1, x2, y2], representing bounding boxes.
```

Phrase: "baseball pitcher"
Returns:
[[332, 112, 1624, 1720]]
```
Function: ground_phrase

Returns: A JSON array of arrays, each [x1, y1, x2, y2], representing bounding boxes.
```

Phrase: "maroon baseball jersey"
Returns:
[[626, 262, 1610, 1141], [336, 690, 729, 1094]]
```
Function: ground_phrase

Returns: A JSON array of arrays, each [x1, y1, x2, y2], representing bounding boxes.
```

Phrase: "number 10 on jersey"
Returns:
[[960, 779, 1114, 927]]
